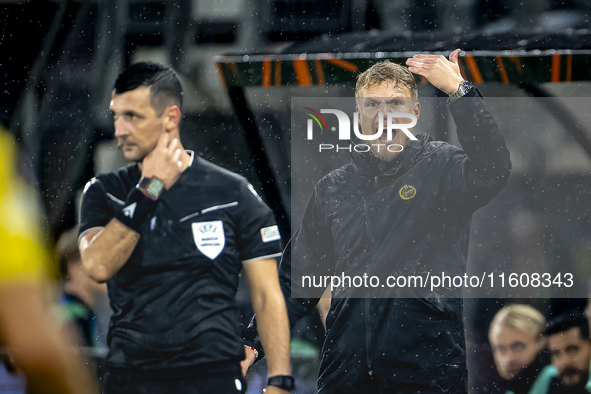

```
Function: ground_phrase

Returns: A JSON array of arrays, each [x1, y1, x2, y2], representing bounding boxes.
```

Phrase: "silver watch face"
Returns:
[[460, 81, 472, 95], [146, 178, 164, 198]]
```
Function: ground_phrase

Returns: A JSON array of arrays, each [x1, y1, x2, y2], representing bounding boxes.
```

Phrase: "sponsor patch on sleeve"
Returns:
[[260, 225, 280, 243]]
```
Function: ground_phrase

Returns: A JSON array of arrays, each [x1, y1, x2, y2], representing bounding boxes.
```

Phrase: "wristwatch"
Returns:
[[137, 176, 164, 201], [448, 80, 473, 103], [266, 375, 295, 392]]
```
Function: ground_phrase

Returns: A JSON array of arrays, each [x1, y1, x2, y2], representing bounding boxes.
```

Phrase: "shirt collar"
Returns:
[[187, 150, 195, 167]]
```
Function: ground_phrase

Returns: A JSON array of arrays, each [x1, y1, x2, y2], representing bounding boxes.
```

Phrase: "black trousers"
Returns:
[[103, 365, 246, 394]]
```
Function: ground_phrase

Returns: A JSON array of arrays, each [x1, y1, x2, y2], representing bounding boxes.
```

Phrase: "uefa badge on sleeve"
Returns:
[[192, 221, 225, 259]]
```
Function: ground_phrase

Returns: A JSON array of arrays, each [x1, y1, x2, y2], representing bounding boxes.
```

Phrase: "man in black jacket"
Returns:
[[244, 49, 511, 393]]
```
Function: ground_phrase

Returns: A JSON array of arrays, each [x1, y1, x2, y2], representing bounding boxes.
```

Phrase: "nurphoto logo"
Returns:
[[303, 107, 418, 153]]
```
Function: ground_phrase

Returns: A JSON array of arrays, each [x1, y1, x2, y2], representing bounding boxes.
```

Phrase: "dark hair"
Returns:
[[545, 311, 590, 340], [114, 62, 183, 116]]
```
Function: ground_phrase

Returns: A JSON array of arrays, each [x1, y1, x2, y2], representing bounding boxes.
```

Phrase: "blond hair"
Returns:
[[489, 304, 546, 340], [355, 60, 418, 100]]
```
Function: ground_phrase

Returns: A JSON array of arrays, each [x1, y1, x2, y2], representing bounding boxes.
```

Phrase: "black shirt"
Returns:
[[79, 153, 282, 374]]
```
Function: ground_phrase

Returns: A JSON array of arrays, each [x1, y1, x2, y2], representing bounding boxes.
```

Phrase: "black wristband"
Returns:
[[267, 375, 295, 392], [241, 320, 265, 364], [115, 187, 159, 232]]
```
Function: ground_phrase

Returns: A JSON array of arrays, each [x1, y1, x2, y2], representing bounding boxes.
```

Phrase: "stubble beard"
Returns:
[[561, 367, 586, 386], [117, 138, 147, 162], [369, 132, 410, 162]]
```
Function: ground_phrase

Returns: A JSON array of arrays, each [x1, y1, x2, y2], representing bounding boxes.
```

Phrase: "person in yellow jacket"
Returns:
[[0, 126, 98, 394]]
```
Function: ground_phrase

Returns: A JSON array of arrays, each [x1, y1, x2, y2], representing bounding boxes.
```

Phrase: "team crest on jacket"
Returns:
[[399, 185, 417, 200], [192, 220, 225, 259]]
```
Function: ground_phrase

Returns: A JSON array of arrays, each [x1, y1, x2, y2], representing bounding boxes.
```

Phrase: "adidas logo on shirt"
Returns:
[[122, 202, 137, 218]]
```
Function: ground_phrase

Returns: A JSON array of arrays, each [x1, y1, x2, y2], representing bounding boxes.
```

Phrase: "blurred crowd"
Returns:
[[372, 0, 591, 34], [486, 302, 591, 394]]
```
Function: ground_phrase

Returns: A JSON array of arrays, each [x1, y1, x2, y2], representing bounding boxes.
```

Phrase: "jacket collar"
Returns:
[[351, 133, 431, 177]]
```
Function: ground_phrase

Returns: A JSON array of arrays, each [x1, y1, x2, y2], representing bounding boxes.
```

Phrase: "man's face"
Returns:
[[549, 327, 591, 386], [490, 324, 544, 380], [357, 82, 420, 162], [109, 86, 166, 162]]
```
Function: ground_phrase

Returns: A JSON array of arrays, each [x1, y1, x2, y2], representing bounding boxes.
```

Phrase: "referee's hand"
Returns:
[[141, 132, 184, 190], [241, 346, 256, 376]]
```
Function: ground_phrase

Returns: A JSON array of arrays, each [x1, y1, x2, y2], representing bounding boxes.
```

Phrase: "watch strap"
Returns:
[[448, 80, 474, 103], [267, 375, 295, 392]]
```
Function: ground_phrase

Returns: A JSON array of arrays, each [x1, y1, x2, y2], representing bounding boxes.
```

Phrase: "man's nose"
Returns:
[[502, 353, 516, 366], [554, 357, 568, 374], [114, 117, 128, 137], [377, 103, 391, 114]]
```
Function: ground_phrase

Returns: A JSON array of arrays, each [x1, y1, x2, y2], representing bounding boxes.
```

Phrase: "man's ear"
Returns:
[[413, 101, 421, 120], [164, 105, 181, 132]]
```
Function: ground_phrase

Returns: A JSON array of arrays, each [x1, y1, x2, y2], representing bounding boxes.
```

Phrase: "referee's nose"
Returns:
[[114, 116, 129, 137]]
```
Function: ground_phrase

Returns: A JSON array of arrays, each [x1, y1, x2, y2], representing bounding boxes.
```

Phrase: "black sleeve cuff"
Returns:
[[114, 187, 159, 232]]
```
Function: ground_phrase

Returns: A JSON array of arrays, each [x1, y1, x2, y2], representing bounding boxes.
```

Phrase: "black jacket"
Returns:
[[249, 90, 511, 393]]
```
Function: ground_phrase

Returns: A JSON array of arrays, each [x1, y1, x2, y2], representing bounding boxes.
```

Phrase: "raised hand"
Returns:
[[406, 48, 464, 95], [140, 132, 184, 190]]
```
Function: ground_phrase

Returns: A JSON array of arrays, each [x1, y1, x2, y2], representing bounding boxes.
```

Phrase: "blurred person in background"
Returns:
[[0, 125, 98, 394], [586, 299, 591, 392], [0, 344, 25, 392], [489, 304, 549, 393], [535, 312, 591, 393], [78, 62, 292, 394], [56, 225, 111, 349]]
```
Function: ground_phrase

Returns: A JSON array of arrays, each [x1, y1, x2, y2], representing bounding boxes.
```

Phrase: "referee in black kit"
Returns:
[[78, 62, 293, 394]]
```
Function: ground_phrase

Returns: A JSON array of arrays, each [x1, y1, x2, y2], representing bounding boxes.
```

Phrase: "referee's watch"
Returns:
[[137, 176, 164, 201], [265, 375, 295, 392]]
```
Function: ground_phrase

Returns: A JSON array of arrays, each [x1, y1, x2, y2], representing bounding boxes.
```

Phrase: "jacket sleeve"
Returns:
[[242, 185, 335, 362], [441, 89, 512, 215], [288, 180, 335, 308], [279, 227, 326, 328]]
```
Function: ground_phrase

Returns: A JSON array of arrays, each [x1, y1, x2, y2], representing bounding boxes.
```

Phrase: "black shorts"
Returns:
[[103, 365, 246, 394]]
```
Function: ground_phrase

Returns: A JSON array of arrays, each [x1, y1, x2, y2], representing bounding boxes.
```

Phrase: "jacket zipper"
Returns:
[[366, 298, 373, 377], [363, 176, 378, 242], [363, 176, 378, 377]]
